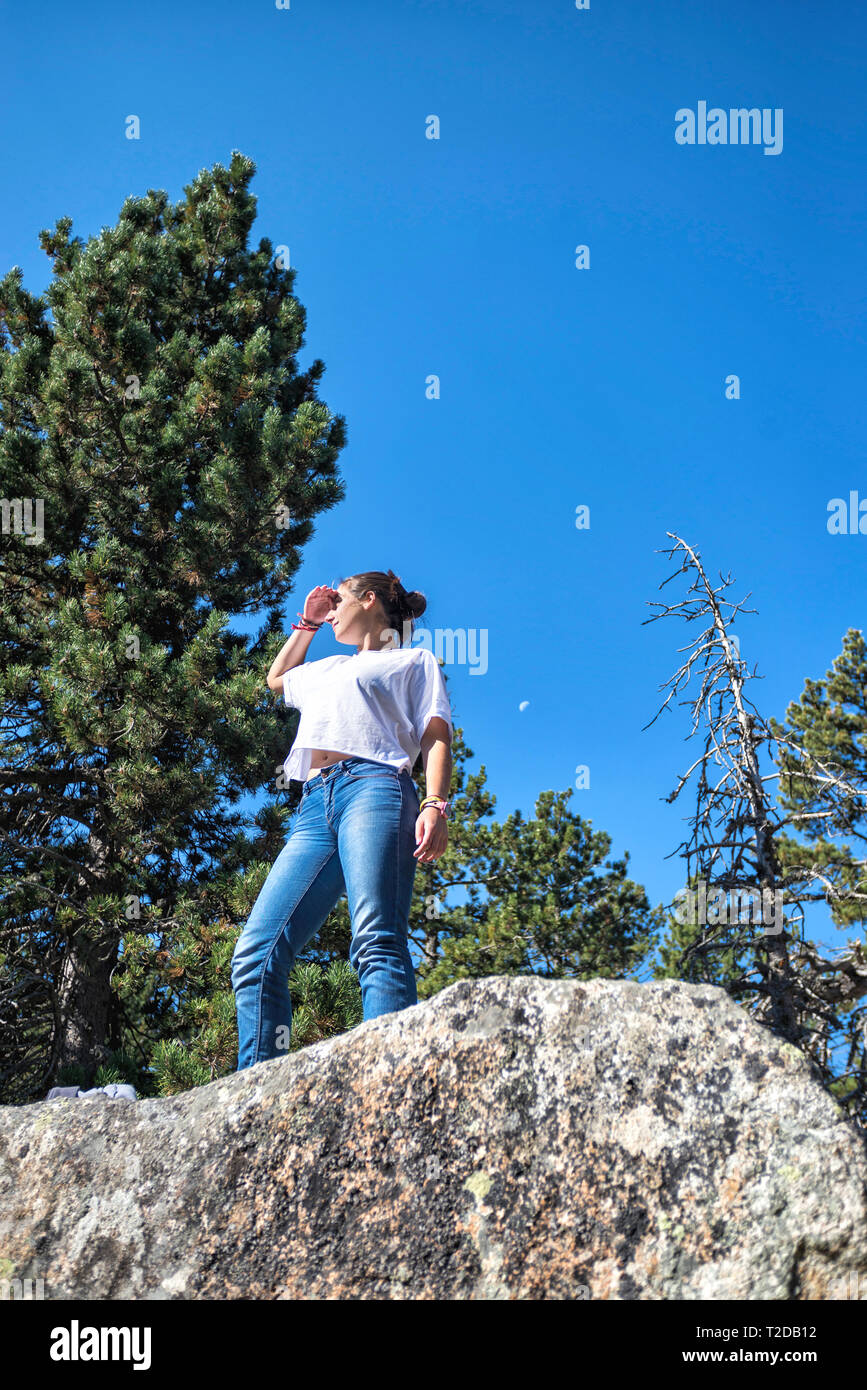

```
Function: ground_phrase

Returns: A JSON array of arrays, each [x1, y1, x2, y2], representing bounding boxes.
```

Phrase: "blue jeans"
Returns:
[[230, 756, 421, 1070]]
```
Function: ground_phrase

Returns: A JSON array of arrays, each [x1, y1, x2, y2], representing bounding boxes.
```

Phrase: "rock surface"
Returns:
[[1, 975, 866, 1300]]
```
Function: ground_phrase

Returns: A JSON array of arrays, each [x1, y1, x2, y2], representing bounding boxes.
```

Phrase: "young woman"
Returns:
[[230, 568, 453, 1071]]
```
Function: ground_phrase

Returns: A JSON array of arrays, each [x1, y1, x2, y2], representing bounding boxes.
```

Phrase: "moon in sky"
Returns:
[[519, 701, 530, 712]]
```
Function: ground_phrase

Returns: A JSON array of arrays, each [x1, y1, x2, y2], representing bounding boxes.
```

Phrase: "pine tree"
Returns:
[[415, 780, 661, 993], [0, 152, 346, 1102], [770, 629, 867, 927], [767, 629, 867, 1111]]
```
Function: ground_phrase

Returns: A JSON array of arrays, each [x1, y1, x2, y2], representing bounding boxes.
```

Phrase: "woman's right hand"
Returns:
[[301, 584, 339, 625]]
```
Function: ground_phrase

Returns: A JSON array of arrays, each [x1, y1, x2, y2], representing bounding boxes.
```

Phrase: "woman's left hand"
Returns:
[[413, 807, 448, 862]]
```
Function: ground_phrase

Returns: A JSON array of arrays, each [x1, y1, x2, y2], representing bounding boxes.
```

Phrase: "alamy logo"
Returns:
[[0, 1275, 45, 1299], [831, 1269, 866, 1300], [675, 102, 783, 156], [827, 492, 867, 534], [50, 1320, 151, 1371], [0, 497, 44, 544], [382, 623, 488, 675], [673, 881, 784, 933]]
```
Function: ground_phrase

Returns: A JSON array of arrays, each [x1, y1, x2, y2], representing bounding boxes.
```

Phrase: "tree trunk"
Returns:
[[52, 824, 119, 1080], [53, 925, 119, 1078]]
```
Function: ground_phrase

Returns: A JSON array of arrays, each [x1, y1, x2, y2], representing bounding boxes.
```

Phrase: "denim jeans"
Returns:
[[230, 756, 421, 1070]]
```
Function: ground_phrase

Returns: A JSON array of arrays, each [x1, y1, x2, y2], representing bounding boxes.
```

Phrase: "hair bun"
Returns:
[[404, 589, 427, 619]]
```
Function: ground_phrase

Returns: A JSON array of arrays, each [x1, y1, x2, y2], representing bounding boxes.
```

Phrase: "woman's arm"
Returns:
[[266, 584, 337, 692], [266, 626, 317, 693], [414, 719, 452, 863]]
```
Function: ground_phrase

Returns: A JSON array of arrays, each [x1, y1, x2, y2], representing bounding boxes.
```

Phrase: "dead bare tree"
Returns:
[[645, 533, 867, 1127]]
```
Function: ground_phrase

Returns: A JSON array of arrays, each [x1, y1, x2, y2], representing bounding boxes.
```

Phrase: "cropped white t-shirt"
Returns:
[[281, 646, 453, 782]]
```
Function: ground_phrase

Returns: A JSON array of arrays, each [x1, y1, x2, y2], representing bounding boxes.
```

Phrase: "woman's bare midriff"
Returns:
[[305, 750, 354, 780]]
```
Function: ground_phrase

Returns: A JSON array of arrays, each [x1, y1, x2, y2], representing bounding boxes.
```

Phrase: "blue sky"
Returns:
[[3, 0, 865, 944]]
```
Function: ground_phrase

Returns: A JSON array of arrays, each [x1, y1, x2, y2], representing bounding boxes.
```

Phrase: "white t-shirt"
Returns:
[[281, 646, 453, 782]]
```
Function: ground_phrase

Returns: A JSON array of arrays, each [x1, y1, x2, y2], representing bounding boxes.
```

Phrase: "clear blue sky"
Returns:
[[3, 0, 865, 938]]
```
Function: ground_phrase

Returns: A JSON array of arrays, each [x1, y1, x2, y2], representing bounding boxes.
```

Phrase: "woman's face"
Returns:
[[327, 583, 366, 641]]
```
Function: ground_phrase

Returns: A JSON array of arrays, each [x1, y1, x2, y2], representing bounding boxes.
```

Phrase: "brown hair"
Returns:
[[339, 569, 427, 647]]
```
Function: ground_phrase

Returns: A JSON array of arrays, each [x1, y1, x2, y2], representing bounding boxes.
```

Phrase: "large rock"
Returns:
[[1, 976, 866, 1300]]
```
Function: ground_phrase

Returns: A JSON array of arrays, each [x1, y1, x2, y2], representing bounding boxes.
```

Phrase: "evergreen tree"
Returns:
[[415, 782, 661, 993], [767, 629, 867, 1111], [770, 629, 867, 928], [0, 151, 346, 1102]]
